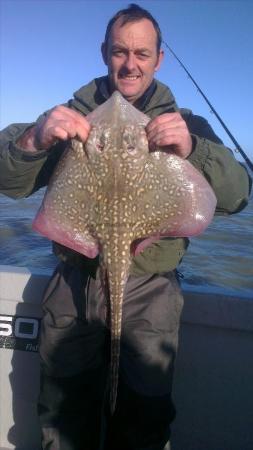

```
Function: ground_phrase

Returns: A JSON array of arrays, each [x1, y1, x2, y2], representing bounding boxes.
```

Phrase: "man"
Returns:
[[0, 4, 251, 450]]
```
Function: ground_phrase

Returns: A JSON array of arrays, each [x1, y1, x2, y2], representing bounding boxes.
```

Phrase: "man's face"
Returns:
[[102, 18, 164, 104]]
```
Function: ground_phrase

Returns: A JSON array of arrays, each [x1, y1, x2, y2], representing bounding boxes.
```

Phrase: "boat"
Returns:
[[1, 264, 253, 450]]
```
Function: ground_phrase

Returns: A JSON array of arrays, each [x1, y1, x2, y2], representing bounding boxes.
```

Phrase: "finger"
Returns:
[[146, 112, 183, 132], [75, 122, 91, 142], [146, 119, 186, 140], [49, 126, 70, 141], [147, 123, 186, 141], [149, 133, 192, 158], [64, 114, 91, 142], [37, 120, 77, 148], [50, 106, 90, 133], [149, 133, 182, 148], [45, 119, 90, 145], [149, 130, 188, 151], [36, 126, 69, 148]]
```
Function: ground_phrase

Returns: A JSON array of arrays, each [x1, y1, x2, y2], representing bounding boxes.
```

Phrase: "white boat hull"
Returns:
[[0, 265, 253, 450]]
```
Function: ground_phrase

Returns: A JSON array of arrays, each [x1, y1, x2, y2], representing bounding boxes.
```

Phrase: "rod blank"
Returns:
[[163, 41, 253, 172]]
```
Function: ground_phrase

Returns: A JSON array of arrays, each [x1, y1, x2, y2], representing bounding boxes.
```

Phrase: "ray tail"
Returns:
[[101, 242, 132, 414]]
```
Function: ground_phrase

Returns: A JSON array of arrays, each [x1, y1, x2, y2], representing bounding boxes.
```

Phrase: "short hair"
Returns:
[[103, 3, 162, 54]]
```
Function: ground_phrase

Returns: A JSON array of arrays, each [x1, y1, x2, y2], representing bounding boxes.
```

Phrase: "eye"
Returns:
[[137, 53, 149, 60], [112, 47, 126, 57], [96, 143, 104, 152], [113, 50, 124, 56], [95, 129, 110, 152], [127, 145, 137, 155]]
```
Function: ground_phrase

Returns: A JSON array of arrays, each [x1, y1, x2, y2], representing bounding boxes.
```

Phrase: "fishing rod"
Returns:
[[162, 40, 253, 172]]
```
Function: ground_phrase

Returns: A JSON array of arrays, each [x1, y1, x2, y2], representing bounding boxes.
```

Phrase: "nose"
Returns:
[[124, 51, 136, 71]]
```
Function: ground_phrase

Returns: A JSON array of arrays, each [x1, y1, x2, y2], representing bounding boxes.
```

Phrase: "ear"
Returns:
[[101, 42, 108, 65], [155, 49, 164, 72]]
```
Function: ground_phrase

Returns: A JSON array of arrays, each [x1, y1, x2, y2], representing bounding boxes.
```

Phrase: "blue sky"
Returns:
[[1, 0, 253, 164]]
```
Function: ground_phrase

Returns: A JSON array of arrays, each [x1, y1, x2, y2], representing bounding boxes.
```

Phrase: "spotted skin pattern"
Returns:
[[33, 92, 217, 413]]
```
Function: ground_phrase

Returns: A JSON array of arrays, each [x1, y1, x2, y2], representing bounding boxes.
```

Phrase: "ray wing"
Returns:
[[130, 152, 216, 242], [33, 140, 100, 258]]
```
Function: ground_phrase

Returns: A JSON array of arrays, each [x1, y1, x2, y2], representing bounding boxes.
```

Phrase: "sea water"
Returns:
[[0, 186, 252, 298]]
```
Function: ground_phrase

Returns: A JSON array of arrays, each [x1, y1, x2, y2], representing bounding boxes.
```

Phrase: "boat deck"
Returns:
[[0, 265, 253, 450]]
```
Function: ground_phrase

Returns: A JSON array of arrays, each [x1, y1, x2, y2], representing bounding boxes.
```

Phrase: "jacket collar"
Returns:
[[72, 75, 178, 117], [98, 76, 157, 111]]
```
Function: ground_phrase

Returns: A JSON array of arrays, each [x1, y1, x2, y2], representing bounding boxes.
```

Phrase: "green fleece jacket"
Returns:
[[0, 77, 251, 275]]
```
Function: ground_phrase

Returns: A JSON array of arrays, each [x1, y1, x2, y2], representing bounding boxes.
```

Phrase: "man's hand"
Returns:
[[17, 106, 91, 153], [145, 112, 192, 159]]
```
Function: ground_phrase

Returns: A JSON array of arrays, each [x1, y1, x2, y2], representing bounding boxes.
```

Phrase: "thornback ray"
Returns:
[[32, 91, 217, 413]]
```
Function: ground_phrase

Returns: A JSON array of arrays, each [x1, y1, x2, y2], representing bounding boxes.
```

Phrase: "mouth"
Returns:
[[119, 74, 141, 81]]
